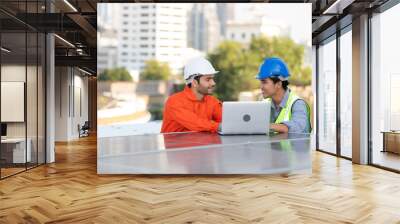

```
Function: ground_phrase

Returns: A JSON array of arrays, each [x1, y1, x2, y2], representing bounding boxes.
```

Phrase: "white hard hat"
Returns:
[[183, 57, 218, 83]]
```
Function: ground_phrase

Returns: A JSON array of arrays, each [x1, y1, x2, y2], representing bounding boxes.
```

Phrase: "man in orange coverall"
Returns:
[[161, 57, 222, 133]]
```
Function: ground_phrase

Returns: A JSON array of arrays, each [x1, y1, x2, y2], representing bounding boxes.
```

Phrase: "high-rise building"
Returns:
[[97, 27, 118, 74], [187, 3, 221, 53], [216, 3, 235, 37], [97, 3, 120, 31], [117, 3, 187, 76]]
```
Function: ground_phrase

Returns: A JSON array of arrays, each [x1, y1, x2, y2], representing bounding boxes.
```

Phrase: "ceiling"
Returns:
[[0, 0, 98, 74], [0, 0, 394, 74]]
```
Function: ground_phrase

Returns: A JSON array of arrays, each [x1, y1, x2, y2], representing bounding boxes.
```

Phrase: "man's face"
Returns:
[[193, 74, 216, 95], [260, 78, 278, 98]]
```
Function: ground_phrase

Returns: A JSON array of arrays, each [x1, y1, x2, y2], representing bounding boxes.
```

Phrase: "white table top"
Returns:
[[98, 132, 312, 175], [1, 138, 27, 143]]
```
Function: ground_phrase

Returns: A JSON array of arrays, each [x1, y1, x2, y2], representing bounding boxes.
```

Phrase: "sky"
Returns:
[[234, 3, 312, 46]]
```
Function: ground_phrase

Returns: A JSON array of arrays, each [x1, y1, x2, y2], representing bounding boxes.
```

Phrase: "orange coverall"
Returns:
[[161, 86, 222, 133]]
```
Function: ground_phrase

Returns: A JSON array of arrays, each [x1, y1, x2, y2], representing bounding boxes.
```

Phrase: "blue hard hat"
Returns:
[[255, 57, 290, 80]]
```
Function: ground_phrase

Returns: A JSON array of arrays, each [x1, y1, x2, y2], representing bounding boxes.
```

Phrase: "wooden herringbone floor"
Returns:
[[1, 135, 400, 224]]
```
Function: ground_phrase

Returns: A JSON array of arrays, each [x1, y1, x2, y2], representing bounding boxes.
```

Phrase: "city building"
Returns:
[[225, 17, 290, 45], [97, 26, 118, 74], [187, 3, 221, 52], [216, 3, 235, 37], [117, 3, 187, 75]]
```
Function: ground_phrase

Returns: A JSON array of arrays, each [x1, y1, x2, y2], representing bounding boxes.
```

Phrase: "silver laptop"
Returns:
[[218, 101, 271, 135]]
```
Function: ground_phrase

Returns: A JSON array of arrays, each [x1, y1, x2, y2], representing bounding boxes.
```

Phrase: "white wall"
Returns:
[[1, 64, 46, 164], [71, 73, 89, 138], [1, 65, 27, 138], [55, 67, 89, 141]]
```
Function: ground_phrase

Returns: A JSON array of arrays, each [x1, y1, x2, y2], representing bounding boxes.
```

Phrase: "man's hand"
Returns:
[[270, 123, 289, 133]]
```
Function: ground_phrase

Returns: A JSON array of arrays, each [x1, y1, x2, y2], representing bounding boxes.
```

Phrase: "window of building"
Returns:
[[339, 27, 352, 158], [370, 3, 400, 171], [317, 36, 337, 155], [1, 27, 46, 179]]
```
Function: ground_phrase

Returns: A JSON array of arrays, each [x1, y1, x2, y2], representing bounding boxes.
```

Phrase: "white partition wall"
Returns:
[[55, 67, 89, 141], [1, 82, 25, 122], [0, 2, 47, 178]]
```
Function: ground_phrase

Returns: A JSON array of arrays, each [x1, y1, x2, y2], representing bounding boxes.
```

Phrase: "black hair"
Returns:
[[187, 75, 202, 88], [269, 77, 289, 90]]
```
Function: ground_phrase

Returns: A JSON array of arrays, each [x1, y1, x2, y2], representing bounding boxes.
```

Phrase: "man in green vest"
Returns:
[[256, 57, 311, 133]]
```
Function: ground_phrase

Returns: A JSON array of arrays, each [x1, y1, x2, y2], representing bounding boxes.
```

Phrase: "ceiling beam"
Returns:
[[67, 13, 97, 39], [55, 55, 96, 71]]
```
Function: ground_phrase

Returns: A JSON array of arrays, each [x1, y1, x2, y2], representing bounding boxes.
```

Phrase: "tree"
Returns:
[[98, 67, 132, 81], [249, 36, 311, 86], [207, 36, 311, 101], [208, 41, 259, 101], [140, 59, 172, 81]]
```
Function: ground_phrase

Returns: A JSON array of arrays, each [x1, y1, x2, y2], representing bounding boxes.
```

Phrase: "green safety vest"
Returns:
[[264, 91, 311, 131]]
